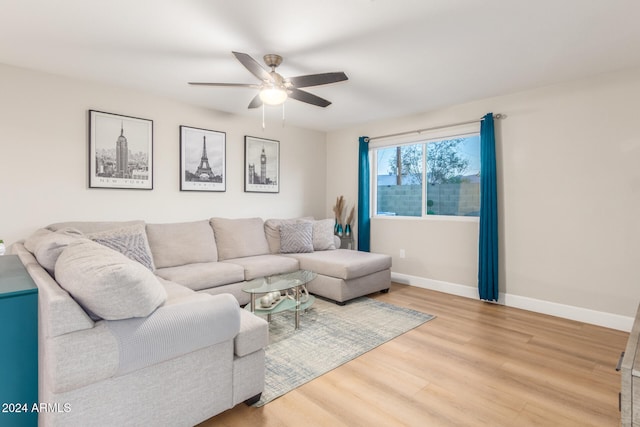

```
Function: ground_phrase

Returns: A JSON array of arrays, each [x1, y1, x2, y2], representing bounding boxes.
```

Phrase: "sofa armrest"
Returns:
[[49, 293, 240, 393], [11, 242, 95, 337], [106, 293, 241, 376], [235, 309, 269, 357], [48, 322, 119, 393]]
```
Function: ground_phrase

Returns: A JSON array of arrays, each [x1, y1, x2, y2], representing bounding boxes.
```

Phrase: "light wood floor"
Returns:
[[198, 283, 629, 427]]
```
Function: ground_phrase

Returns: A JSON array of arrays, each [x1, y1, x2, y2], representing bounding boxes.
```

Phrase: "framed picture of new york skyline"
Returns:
[[180, 125, 226, 192], [244, 136, 279, 193], [89, 110, 153, 190]]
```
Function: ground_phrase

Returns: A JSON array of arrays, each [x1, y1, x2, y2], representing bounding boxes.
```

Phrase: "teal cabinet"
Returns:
[[0, 255, 38, 427]]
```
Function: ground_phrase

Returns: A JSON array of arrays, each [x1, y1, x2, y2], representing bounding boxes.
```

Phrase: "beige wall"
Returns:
[[0, 64, 327, 245], [2, 61, 639, 325], [327, 68, 640, 321]]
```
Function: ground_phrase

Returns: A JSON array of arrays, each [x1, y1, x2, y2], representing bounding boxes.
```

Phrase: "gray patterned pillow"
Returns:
[[88, 224, 155, 271], [279, 222, 314, 254]]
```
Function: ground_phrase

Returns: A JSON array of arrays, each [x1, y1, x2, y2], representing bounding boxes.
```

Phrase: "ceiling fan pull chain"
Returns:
[[282, 103, 286, 127], [262, 104, 266, 130]]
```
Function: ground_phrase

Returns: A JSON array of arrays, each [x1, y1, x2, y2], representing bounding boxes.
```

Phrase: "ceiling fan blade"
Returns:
[[188, 82, 261, 88], [288, 88, 332, 107], [288, 72, 348, 88], [232, 51, 272, 82], [248, 93, 262, 109]]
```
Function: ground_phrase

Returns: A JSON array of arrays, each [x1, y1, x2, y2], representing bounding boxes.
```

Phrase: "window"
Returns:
[[373, 132, 480, 218]]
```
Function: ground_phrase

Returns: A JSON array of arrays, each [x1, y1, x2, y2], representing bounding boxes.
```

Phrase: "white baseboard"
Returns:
[[391, 272, 633, 332]]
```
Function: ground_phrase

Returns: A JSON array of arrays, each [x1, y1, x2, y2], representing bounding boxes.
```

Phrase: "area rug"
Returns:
[[254, 296, 435, 406]]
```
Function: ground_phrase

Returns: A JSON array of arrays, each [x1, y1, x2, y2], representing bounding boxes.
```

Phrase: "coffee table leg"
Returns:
[[295, 285, 300, 329], [250, 294, 256, 313]]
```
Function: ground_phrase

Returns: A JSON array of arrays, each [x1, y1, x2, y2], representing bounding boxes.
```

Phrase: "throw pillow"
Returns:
[[24, 227, 83, 276], [88, 224, 155, 271], [264, 217, 315, 253], [312, 219, 337, 251], [264, 218, 297, 253], [55, 239, 167, 320], [24, 228, 52, 254], [280, 222, 314, 254]]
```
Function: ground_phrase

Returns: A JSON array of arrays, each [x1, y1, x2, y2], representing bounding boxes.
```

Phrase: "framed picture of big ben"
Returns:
[[244, 136, 279, 193]]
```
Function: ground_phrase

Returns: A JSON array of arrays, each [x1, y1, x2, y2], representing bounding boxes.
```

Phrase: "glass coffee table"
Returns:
[[242, 270, 317, 330]]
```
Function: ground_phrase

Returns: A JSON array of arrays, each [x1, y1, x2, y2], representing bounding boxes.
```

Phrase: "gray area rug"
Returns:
[[254, 296, 435, 406]]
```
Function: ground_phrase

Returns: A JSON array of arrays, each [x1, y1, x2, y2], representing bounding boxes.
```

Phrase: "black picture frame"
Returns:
[[89, 110, 153, 190], [180, 126, 226, 192], [244, 136, 279, 193]]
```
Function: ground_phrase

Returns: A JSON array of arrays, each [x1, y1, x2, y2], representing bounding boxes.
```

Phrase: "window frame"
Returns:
[[370, 122, 481, 221]]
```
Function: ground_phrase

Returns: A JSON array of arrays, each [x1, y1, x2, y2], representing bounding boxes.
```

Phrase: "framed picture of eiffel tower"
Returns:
[[180, 126, 226, 192]]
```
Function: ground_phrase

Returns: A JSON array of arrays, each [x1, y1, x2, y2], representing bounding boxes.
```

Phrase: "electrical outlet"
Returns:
[[399, 249, 406, 259]]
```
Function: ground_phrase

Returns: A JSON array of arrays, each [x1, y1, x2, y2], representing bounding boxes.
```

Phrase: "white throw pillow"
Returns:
[[55, 239, 166, 320], [24, 227, 83, 276], [312, 219, 337, 251]]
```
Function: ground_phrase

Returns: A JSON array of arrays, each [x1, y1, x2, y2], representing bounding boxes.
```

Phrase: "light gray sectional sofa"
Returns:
[[12, 216, 391, 426]]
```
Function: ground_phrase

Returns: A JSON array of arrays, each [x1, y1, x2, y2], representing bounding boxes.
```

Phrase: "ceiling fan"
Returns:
[[189, 51, 348, 108]]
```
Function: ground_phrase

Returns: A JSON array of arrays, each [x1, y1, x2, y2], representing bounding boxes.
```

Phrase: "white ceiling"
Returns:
[[1, 0, 640, 131]]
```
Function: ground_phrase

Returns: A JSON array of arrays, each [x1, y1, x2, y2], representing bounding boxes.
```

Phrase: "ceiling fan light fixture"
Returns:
[[189, 52, 347, 109], [259, 86, 288, 106]]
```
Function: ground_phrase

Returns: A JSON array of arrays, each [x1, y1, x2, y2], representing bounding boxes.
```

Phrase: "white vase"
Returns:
[[0, 240, 5, 256]]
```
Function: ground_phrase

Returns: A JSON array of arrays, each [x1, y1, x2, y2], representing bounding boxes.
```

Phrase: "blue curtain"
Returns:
[[478, 113, 498, 301], [357, 136, 370, 252]]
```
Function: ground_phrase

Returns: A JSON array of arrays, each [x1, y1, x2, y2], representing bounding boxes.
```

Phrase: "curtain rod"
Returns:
[[365, 113, 505, 142]]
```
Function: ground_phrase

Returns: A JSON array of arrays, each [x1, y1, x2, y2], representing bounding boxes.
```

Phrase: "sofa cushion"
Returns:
[[222, 255, 299, 280], [88, 224, 155, 271], [24, 228, 83, 276], [155, 262, 246, 292], [235, 309, 269, 357], [55, 239, 167, 320], [156, 277, 195, 301], [146, 220, 217, 268], [47, 220, 145, 234], [264, 217, 314, 254], [280, 222, 314, 254], [283, 249, 392, 280], [312, 219, 336, 251], [210, 217, 270, 260]]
